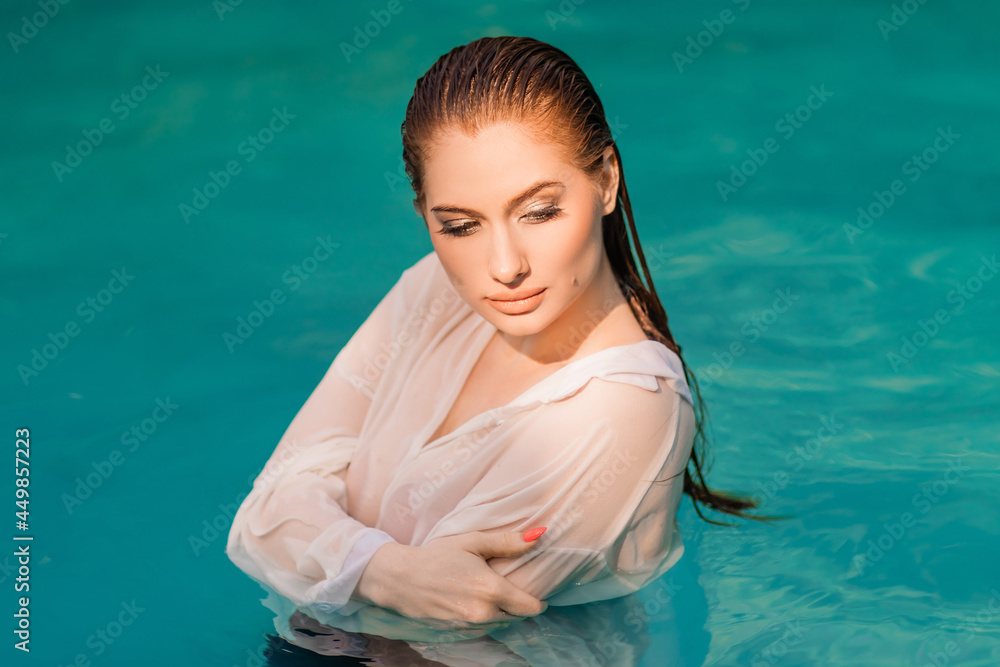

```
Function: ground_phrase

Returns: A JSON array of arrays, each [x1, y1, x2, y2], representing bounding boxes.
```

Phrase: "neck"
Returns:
[[495, 252, 644, 367]]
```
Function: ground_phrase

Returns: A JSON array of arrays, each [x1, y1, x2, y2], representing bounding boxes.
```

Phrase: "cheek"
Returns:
[[547, 210, 603, 286], [431, 241, 477, 295]]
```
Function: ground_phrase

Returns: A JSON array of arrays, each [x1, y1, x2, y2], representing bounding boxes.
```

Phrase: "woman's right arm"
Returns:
[[225, 357, 397, 617], [226, 256, 428, 617]]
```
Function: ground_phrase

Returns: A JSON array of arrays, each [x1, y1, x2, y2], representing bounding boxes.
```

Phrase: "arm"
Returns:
[[225, 364, 395, 617], [226, 255, 436, 616], [422, 374, 697, 606]]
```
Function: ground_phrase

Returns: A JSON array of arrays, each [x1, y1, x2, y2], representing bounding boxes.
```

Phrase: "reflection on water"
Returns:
[[256, 556, 710, 667]]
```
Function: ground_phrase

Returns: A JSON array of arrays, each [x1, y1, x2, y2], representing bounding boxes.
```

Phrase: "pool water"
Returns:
[[3, 1, 998, 665]]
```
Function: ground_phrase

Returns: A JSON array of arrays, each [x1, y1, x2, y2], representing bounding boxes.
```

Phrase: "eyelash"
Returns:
[[437, 206, 563, 237]]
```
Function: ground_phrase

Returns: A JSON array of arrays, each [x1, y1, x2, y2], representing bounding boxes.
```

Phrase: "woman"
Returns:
[[226, 35, 762, 640]]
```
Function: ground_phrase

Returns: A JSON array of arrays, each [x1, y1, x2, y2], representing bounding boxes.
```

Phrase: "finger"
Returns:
[[468, 530, 544, 560], [480, 610, 517, 626], [493, 579, 547, 617]]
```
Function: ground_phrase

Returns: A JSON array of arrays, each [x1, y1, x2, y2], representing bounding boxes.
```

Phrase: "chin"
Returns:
[[478, 306, 550, 337]]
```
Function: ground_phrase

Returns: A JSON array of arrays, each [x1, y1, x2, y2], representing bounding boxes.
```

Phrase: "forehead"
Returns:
[[422, 122, 584, 203]]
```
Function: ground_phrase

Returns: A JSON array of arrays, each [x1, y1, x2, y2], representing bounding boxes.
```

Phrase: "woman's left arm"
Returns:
[[422, 376, 697, 606]]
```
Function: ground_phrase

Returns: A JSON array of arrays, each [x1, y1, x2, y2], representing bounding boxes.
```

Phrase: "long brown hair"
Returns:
[[401, 36, 776, 526]]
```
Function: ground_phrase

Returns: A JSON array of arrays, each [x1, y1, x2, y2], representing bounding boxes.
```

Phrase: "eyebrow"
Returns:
[[429, 180, 563, 218]]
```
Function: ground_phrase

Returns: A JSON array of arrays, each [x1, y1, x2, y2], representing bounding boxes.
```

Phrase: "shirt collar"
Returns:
[[532, 339, 692, 406]]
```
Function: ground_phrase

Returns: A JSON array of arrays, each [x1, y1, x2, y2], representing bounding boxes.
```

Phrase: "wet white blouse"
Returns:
[[226, 249, 696, 629]]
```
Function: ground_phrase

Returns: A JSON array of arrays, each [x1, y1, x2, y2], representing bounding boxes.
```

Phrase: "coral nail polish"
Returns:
[[522, 527, 547, 542]]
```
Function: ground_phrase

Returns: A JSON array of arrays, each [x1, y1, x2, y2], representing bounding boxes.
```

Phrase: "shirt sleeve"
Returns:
[[225, 252, 438, 616], [421, 373, 697, 607]]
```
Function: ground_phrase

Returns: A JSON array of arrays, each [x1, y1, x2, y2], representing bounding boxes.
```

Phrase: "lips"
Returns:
[[487, 287, 545, 302], [486, 287, 546, 315]]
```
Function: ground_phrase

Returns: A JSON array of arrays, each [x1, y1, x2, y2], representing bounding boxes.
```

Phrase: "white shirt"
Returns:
[[226, 249, 696, 635]]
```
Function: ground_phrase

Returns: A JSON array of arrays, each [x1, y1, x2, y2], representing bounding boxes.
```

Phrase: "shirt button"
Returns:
[[314, 603, 335, 613]]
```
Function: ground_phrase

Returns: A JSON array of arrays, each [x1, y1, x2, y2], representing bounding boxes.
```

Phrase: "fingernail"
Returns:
[[522, 527, 547, 542]]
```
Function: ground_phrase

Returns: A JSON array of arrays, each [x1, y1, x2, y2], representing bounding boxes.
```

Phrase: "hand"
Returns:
[[353, 530, 548, 628]]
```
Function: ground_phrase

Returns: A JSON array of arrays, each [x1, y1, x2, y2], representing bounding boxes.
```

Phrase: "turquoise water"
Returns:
[[3, 1, 998, 665]]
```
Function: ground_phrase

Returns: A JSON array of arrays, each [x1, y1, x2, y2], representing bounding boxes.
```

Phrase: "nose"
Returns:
[[488, 224, 528, 285]]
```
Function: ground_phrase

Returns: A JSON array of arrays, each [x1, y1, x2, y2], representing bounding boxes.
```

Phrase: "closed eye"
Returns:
[[524, 206, 563, 223], [436, 220, 479, 237], [436, 206, 564, 237]]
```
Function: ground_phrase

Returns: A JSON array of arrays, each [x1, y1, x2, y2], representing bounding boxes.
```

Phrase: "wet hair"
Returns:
[[401, 36, 776, 526]]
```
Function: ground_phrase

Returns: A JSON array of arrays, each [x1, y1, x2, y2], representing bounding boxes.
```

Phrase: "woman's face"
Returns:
[[417, 122, 618, 340]]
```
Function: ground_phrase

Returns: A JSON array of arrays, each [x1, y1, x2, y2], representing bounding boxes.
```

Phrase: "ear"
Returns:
[[412, 198, 423, 219], [599, 145, 620, 216]]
